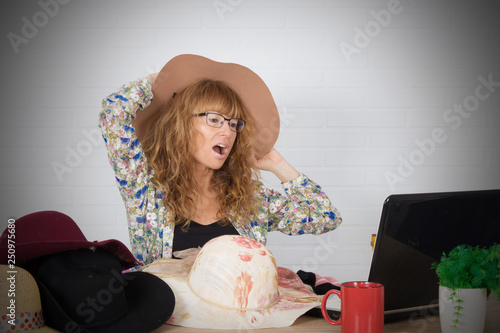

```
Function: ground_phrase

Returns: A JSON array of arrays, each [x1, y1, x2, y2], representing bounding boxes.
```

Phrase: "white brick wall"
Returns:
[[1, 0, 499, 283]]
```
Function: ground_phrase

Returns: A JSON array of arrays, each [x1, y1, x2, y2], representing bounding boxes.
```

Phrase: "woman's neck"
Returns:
[[192, 165, 214, 193], [190, 166, 222, 225]]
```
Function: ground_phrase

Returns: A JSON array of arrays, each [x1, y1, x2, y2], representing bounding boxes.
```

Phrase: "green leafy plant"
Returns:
[[431, 244, 500, 329]]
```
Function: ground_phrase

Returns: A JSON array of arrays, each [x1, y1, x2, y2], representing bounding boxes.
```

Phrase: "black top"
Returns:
[[172, 220, 239, 258]]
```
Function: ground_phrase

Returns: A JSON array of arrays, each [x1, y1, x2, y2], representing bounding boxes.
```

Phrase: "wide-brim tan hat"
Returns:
[[143, 235, 322, 329], [0, 265, 58, 332], [132, 54, 280, 158]]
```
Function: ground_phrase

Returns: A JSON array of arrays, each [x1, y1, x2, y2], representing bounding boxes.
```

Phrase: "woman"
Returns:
[[99, 55, 342, 265]]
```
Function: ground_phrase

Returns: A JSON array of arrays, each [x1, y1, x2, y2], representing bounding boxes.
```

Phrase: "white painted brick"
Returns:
[[31, 128, 86, 148], [414, 148, 484, 166], [407, 28, 458, 49], [0, 7, 37, 29], [258, 69, 323, 88], [412, 0, 480, 8], [488, 150, 500, 166], [18, 87, 110, 108], [0, 129, 34, 148], [324, 69, 409, 87], [19, 27, 156, 50], [48, 7, 119, 29], [278, 245, 363, 266], [0, 148, 57, 167], [487, 109, 500, 127], [204, 8, 285, 28], [390, 7, 451, 28], [365, 88, 446, 108], [277, 149, 324, 167], [439, 166, 500, 189], [327, 109, 405, 127], [0, 186, 72, 206], [451, 8, 500, 28], [382, 166, 459, 189], [447, 86, 500, 110], [303, 169, 366, 187], [1, 88, 29, 108], [327, 189, 394, 208], [451, 48, 500, 69], [280, 109, 325, 128], [49, 147, 111, 168], [155, 28, 240, 48], [4, 166, 111, 189], [249, 0, 327, 7], [325, 149, 402, 166], [73, 186, 124, 206], [286, 129, 365, 147], [241, 29, 325, 49], [406, 108, 487, 128], [338, 208, 383, 227], [75, 0, 156, 8], [287, 8, 370, 28], [283, 221, 368, 249], [369, 129, 451, 148], [0, 167, 39, 186], [40, 166, 117, 187], [2, 108, 73, 128], [266, 230, 322, 246], [283, 89, 363, 108], [286, 47, 368, 68], [73, 108, 104, 128], [365, 166, 456, 190], [447, 127, 494, 148], [157, 0, 211, 8], [369, 47, 451, 68], [128, 8, 203, 28], [409, 69, 483, 88], [352, 28, 410, 49]]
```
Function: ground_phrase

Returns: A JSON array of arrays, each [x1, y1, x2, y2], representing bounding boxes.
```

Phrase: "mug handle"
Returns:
[[321, 289, 342, 325]]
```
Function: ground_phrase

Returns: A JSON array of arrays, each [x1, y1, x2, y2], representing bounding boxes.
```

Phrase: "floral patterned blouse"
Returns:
[[99, 78, 342, 265]]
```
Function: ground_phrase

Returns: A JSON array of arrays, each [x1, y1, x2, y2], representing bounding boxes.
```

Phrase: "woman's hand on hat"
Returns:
[[252, 148, 299, 183]]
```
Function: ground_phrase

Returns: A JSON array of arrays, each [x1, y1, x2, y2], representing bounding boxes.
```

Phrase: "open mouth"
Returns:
[[213, 144, 227, 155]]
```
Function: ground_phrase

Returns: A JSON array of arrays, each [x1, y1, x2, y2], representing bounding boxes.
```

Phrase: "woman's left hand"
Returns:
[[252, 148, 299, 183]]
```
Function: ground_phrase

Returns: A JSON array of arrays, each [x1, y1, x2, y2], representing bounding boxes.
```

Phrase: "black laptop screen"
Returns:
[[368, 189, 500, 319]]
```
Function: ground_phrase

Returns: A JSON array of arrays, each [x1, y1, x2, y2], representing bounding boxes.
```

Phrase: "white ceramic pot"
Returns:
[[439, 286, 487, 333]]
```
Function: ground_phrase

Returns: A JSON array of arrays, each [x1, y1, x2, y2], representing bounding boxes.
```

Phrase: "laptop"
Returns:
[[369, 189, 500, 321], [310, 189, 500, 321]]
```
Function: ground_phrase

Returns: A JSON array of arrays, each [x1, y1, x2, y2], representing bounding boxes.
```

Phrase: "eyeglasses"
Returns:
[[194, 112, 246, 133]]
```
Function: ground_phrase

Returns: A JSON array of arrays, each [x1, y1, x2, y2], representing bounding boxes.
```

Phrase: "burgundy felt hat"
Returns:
[[0, 211, 139, 269]]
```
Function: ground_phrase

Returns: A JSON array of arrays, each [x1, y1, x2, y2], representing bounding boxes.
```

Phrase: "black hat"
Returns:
[[35, 248, 174, 333]]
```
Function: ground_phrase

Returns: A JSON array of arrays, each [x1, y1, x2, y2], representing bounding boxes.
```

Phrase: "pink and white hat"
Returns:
[[143, 235, 322, 329]]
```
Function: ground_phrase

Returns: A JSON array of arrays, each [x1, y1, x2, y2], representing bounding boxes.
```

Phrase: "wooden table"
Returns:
[[153, 294, 499, 332]]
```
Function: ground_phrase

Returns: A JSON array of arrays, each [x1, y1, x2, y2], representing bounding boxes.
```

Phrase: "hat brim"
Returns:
[[37, 271, 175, 333], [144, 260, 321, 329], [132, 54, 280, 158]]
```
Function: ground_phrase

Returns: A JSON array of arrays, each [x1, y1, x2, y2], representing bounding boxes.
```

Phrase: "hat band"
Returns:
[[186, 279, 280, 311], [0, 310, 45, 331]]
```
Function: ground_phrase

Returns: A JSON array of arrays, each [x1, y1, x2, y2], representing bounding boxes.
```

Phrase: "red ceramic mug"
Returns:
[[321, 281, 384, 333]]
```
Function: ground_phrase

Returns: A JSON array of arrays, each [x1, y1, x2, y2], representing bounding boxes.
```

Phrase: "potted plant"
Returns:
[[431, 243, 500, 333]]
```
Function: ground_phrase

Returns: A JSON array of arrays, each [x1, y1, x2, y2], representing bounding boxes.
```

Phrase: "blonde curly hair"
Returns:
[[141, 79, 260, 228]]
